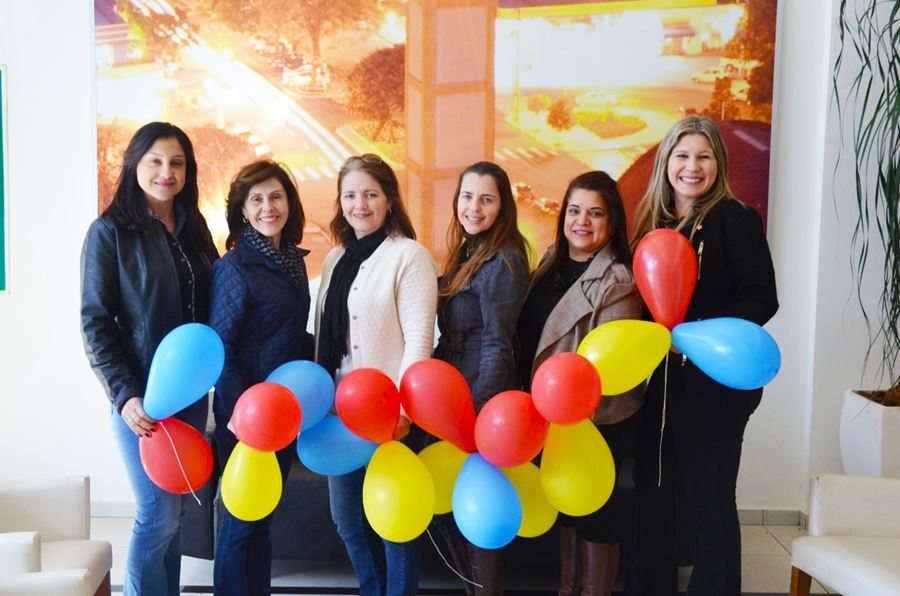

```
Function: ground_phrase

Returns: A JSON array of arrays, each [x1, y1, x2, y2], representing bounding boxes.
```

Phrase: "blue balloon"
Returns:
[[144, 323, 225, 420], [267, 360, 335, 431], [672, 318, 781, 390], [297, 416, 377, 476], [452, 454, 522, 550]]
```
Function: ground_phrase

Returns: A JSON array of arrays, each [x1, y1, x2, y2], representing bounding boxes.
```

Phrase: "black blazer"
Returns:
[[80, 213, 217, 412]]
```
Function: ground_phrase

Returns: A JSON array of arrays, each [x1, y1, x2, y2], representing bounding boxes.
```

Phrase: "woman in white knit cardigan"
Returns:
[[315, 154, 437, 596]]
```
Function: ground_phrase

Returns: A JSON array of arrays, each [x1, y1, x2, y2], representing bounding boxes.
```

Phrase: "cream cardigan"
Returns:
[[315, 235, 438, 385]]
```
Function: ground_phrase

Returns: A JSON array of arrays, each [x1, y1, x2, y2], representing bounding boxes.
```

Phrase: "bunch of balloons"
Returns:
[[222, 360, 335, 521], [139, 323, 224, 495], [633, 229, 781, 388]]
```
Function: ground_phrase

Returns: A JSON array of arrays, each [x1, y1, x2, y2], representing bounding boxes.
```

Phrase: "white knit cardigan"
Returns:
[[314, 235, 438, 385]]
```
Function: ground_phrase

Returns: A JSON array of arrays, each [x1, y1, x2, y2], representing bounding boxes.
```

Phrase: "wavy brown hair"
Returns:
[[440, 162, 531, 302], [329, 154, 416, 246], [224, 160, 305, 250], [631, 116, 737, 246]]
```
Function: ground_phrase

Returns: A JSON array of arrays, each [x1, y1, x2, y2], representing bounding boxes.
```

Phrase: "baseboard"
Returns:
[[737, 508, 801, 525]]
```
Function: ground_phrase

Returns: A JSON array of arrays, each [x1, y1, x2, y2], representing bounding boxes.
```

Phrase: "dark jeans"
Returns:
[[627, 359, 762, 596], [213, 420, 295, 596], [328, 468, 420, 596]]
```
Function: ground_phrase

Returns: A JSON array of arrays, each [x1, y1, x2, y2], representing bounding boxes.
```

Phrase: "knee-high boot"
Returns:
[[467, 543, 503, 596], [559, 526, 581, 596], [580, 540, 619, 596]]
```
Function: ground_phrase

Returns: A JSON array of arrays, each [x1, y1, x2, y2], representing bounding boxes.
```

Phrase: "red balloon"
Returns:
[[139, 418, 214, 494], [232, 382, 302, 451], [399, 359, 477, 453], [475, 391, 548, 467], [531, 353, 602, 424], [335, 368, 400, 444], [633, 229, 697, 330]]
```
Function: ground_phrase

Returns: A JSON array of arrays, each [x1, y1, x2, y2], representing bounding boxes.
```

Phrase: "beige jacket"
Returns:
[[530, 244, 644, 425], [315, 235, 438, 385]]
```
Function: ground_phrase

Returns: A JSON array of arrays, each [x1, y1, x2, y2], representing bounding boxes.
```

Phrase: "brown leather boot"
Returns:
[[580, 540, 619, 596], [559, 526, 581, 596], [467, 543, 503, 596]]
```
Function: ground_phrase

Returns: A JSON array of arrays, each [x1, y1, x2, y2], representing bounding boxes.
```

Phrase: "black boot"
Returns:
[[559, 526, 581, 596], [467, 543, 503, 596], [580, 540, 618, 596]]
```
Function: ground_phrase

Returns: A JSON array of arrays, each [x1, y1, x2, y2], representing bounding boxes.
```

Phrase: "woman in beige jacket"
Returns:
[[517, 171, 642, 596]]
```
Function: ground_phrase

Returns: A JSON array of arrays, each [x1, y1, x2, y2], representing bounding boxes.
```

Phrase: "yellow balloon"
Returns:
[[419, 440, 468, 514], [577, 320, 670, 395], [540, 420, 615, 516], [363, 441, 435, 542], [502, 462, 558, 538], [221, 441, 283, 522]]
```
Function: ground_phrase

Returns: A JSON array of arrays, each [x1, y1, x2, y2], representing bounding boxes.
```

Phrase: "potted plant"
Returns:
[[833, 1, 900, 477]]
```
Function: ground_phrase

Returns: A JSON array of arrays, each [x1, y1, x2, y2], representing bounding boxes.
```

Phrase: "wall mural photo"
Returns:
[[95, 0, 777, 276]]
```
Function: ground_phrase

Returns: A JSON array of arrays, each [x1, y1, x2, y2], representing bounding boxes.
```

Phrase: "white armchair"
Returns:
[[0, 477, 112, 596], [790, 474, 900, 596]]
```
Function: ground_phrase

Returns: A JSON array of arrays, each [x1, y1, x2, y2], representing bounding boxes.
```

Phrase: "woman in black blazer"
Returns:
[[626, 116, 778, 596]]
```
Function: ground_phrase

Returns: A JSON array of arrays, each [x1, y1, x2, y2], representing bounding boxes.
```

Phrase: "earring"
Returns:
[[242, 216, 249, 224]]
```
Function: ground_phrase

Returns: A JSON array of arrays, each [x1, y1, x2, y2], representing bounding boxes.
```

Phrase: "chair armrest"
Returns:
[[0, 477, 90, 540], [808, 474, 900, 537], [0, 569, 95, 596], [0, 531, 41, 574]]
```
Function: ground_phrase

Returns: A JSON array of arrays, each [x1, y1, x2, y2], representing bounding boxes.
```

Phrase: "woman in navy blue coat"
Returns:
[[208, 160, 313, 596]]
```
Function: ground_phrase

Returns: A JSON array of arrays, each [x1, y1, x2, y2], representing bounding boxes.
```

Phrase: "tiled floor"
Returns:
[[93, 517, 835, 595]]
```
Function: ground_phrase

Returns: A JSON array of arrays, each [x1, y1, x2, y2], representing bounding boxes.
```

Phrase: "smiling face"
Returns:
[[340, 169, 390, 239], [563, 188, 611, 261], [136, 137, 186, 207], [242, 176, 289, 249], [456, 173, 501, 236], [667, 133, 718, 214]]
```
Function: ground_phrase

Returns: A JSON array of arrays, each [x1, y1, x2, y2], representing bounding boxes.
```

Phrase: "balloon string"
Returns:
[[658, 352, 669, 488], [424, 528, 483, 589], [159, 420, 202, 506]]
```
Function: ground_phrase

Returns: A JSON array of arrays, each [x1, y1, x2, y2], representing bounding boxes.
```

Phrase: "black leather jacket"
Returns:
[[80, 213, 217, 412]]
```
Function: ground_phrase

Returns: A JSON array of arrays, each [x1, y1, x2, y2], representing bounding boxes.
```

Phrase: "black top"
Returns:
[[516, 256, 591, 390], [156, 214, 211, 324]]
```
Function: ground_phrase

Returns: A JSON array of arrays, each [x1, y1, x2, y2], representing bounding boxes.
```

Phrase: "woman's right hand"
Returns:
[[121, 397, 157, 437]]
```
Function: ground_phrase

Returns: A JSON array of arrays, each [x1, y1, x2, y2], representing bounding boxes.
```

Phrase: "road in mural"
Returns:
[[95, 0, 776, 276]]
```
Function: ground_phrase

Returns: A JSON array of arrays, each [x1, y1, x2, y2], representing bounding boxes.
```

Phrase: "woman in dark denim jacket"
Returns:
[[208, 161, 314, 595], [432, 161, 531, 595]]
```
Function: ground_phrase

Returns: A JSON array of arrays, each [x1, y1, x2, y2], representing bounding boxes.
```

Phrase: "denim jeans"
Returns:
[[110, 396, 208, 596], [213, 421, 295, 596], [328, 468, 420, 596]]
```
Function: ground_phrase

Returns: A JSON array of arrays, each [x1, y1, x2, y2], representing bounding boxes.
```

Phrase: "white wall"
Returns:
[[0, 0, 880, 514]]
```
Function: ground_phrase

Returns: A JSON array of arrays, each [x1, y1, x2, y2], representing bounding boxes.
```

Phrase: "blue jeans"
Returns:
[[110, 397, 208, 596], [328, 469, 420, 596], [213, 421, 295, 596]]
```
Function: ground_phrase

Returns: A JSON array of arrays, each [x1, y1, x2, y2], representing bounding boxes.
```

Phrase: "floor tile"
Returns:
[[741, 525, 790, 556], [765, 524, 808, 554]]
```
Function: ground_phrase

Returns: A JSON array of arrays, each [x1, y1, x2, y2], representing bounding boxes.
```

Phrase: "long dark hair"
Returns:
[[440, 161, 530, 302], [102, 122, 213, 253], [540, 170, 631, 281], [225, 160, 305, 250], [329, 154, 416, 246]]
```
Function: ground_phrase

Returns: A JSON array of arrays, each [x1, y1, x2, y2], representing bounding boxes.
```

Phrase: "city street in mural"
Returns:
[[95, 0, 777, 276]]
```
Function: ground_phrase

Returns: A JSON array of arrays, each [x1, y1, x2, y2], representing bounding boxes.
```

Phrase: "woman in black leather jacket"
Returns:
[[80, 122, 217, 596], [432, 161, 531, 596]]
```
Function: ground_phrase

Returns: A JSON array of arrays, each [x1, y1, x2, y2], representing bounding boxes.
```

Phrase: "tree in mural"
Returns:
[[187, 125, 259, 207], [198, 0, 378, 61], [115, 0, 185, 64], [96, 120, 133, 212], [722, 0, 776, 120], [527, 93, 552, 113], [345, 45, 405, 142], [547, 98, 575, 131], [703, 78, 740, 121]]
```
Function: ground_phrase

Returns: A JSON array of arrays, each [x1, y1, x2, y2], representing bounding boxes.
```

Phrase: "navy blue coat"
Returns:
[[208, 240, 314, 422], [434, 249, 529, 410]]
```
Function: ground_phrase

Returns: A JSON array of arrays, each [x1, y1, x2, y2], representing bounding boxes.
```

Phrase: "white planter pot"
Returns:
[[839, 389, 900, 477]]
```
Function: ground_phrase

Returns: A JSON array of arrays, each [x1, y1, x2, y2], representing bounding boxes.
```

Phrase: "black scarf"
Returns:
[[317, 227, 388, 377], [242, 225, 307, 288]]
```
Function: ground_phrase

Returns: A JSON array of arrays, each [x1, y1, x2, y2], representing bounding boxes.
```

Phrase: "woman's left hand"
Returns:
[[392, 416, 411, 440]]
